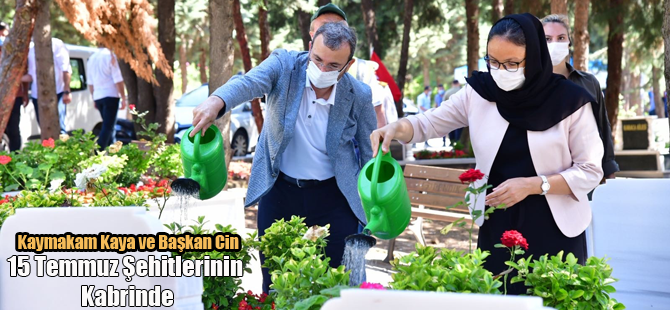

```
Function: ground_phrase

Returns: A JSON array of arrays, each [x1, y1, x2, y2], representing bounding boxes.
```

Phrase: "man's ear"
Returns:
[[308, 41, 312, 51]]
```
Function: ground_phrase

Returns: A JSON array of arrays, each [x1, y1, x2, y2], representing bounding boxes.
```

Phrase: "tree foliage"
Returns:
[[53, 0, 172, 83]]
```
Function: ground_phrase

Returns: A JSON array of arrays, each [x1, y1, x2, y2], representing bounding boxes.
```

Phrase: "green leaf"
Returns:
[[494, 244, 507, 248], [4, 184, 19, 192], [37, 163, 52, 171], [603, 285, 616, 294], [440, 221, 456, 235]]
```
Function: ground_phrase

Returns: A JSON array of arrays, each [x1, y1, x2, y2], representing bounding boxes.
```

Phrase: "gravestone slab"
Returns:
[[590, 179, 670, 309], [321, 289, 553, 310], [0, 207, 204, 309]]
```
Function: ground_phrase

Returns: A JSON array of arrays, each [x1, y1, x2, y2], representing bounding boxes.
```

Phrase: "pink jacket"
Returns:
[[405, 85, 604, 237]]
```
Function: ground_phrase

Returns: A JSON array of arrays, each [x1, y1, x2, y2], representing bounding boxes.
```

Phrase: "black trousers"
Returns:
[[94, 97, 120, 150], [6, 97, 24, 151], [257, 173, 360, 293]]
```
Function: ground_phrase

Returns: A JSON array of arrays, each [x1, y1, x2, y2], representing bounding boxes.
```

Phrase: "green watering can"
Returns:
[[171, 125, 227, 200], [347, 146, 412, 248]]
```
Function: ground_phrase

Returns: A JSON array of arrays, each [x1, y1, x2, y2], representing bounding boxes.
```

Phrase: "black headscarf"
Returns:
[[466, 13, 595, 131]]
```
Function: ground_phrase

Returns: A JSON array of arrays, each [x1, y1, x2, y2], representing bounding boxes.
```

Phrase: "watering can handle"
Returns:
[[193, 128, 202, 161], [370, 145, 385, 204]]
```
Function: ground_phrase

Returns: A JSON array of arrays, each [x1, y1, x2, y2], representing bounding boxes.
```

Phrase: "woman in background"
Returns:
[[542, 14, 619, 182]]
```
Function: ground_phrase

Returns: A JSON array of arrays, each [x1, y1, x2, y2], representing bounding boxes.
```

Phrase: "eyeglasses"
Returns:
[[310, 53, 350, 72], [484, 55, 525, 72]]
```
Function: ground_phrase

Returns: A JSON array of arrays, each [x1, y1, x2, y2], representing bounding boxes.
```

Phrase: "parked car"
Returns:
[[403, 98, 419, 117], [173, 83, 262, 156]]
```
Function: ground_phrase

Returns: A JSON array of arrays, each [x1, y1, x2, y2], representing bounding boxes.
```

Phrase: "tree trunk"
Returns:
[[361, 0, 381, 57], [551, 0, 567, 14], [34, 0, 59, 140], [462, 0, 480, 151], [466, 0, 479, 78], [652, 65, 665, 118], [317, 0, 329, 6], [0, 0, 37, 139], [233, 0, 264, 131], [664, 0, 670, 134], [233, 0, 252, 71], [573, 0, 589, 71], [422, 57, 430, 88], [492, 0, 504, 24], [137, 73, 156, 138], [605, 0, 624, 134], [179, 38, 187, 94], [396, 0, 413, 108], [210, 0, 235, 173], [297, 10, 311, 50], [259, 0, 270, 60], [199, 48, 207, 84], [155, 0, 175, 143], [118, 59, 138, 108], [521, 0, 543, 16], [504, 0, 514, 15], [621, 46, 631, 111]]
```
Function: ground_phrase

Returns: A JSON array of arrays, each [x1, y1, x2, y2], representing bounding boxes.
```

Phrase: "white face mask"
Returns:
[[306, 60, 342, 89], [490, 68, 526, 92], [547, 42, 570, 66]]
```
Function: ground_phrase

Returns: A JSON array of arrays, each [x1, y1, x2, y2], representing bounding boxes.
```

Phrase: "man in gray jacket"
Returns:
[[190, 22, 376, 292]]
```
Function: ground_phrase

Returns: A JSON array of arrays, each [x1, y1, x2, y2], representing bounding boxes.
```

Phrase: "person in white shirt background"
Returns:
[[87, 45, 127, 150], [25, 37, 72, 134]]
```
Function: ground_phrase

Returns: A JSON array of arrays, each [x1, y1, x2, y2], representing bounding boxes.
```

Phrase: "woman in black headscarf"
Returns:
[[370, 13, 604, 295]]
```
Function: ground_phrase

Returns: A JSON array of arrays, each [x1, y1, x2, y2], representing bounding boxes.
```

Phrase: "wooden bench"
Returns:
[[385, 164, 475, 262]]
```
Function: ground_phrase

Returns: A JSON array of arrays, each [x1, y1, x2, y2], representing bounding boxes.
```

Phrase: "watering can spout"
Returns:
[[175, 126, 227, 200]]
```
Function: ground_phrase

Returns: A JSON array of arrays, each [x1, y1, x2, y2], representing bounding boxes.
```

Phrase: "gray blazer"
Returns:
[[212, 49, 376, 224]]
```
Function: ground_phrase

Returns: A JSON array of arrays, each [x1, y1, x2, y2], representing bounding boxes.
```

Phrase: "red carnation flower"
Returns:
[[458, 169, 485, 184], [360, 282, 386, 290], [0, 155, 11, 165], [42, 138, 55, 148], [129, 104, 136, 110], [501, 230, 529, 250]]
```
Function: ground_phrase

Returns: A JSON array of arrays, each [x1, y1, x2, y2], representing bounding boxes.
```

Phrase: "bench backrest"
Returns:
[[403, 164, 470, 214]]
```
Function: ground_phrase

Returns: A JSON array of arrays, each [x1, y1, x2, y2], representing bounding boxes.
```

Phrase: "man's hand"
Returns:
[[485, 177, 540, 208], [62, 92, 72, 104], [190, 96, 225, 137], [119, 97, 127, 110], [22, 98, 29, 108]]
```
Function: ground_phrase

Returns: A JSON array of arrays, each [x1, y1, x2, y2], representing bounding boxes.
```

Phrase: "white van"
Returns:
[[8, 44, 128, 149]]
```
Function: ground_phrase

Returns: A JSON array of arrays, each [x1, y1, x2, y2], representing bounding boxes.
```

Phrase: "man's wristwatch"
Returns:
[[63, 90, 71, 95], [539, 175, 550, 195]]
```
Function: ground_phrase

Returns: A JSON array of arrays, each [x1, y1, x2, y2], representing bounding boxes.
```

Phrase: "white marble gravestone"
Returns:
[[321, 289, 553, 310], [0, 207, 203, 309], [590, 179, 670, 309]]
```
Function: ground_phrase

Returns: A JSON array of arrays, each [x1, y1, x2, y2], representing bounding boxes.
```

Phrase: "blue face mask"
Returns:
[[438, 90, 445, 95]]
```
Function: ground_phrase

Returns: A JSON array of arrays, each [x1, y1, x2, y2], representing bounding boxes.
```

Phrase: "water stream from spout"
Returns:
[[342, 232, 375, 287]]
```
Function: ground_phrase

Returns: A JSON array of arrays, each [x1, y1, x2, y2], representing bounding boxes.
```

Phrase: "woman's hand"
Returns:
[[190, 96, 225, 137], [370, 123, 398, 157], [485, 177, 541, 208], [369, 118, 415, 157]]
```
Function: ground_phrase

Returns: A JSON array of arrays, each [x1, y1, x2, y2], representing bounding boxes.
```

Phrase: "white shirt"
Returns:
[[87, 48, 124, 100], [27, 38, 72, 99], [380, 84, 398, 124], [280, 77, 336, 180]]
